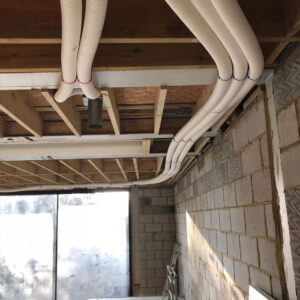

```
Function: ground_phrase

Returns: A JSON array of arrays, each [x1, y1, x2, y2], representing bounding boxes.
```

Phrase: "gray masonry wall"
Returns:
[[273, 43, 300, 296], [174, 95, 283, 299], [130, 187, 176, 296]]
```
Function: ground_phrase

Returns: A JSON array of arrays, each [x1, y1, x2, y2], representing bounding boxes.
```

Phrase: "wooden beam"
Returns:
[[0, 163, 38, 184], [41, 91, 82, 137], [87, 159, 110, 183], [2, 161, 57, 184], [31, 160, 75, 183], [283, 0, 300, 36], [102, 88, 121, 135], [115, 159, 128, 181], [0, 91, 42, 137], [265, 42, 289, 64], [154, 87, 167, 135], [193, 85, 214, 115], [142, 140, 151, 155], [0, 116, 4, 138], [59, 160, 94, 183], [133, 158, 139, 180], [156, 157, 164, 176]]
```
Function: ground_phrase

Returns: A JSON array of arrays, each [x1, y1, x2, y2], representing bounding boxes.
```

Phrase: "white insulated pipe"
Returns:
[[54, 0, 82, 103], [77, 0, 108, 99]]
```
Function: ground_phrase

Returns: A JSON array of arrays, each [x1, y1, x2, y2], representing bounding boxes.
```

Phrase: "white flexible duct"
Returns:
[[0, 0, 264, 193], [54, 0, 82, 103], [77, 0, 108, 99]]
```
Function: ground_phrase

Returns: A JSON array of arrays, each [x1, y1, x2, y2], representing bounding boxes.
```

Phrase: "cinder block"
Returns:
[[240, 236, 258, 267], [271, 277, 282, 300], [140, 251, 154, 260], [234, 261, 249, 292], [265, 204, 276, 238], [140, 278, 147, 288], [260, 134, 269, 167], [249, 267, 271, 295], [161, 188, 173, 197], [162, 223, 176, 232], [139, 233, 153, 242], [155, 250, 172, 259], [155, 268, 166, 278], [258, 239, 279, 274], [151, 197, 168, 206], [140, 268, 155, 279], [227, 154, 243, 182], [139, 224, 145, 233], [154, 232, 171, 241], [210, 230, 218, 249], [146, 241, 163, 251], [223, 255, 234, 280], [204, 211, 212, 228], [232, 118, 249, 152], [211, 210, 220, 230], [245, 205, 266, 237], [252, 168, 272, 203], [147, 278, 164, 288], [163, 241, 174, 250], [217, 231, 227, 253], [235, 176, 253, 205], [219, 209, 231, 231], [227, 233, 240, 259], [139, 215, 153, 223], [145, 223, 162, 233], [247, 100, 266, 141], [139, 242, 146, 250], [207, 191, 215, 209], [140, 287, 156, 295], [153, 214, 169, 223], [224, 182, 236, 207], [277, 102, 299, 148], [230, 207, 246, 233], [241, 139, 262, 176], [146, 260, 163, 269], [214, 187, 224, 208]]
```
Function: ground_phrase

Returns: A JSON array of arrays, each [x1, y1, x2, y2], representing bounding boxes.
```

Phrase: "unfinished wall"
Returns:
[[130, 187, 176, 296], [174, 95, 283, 299], [273, 43, 300, 296]]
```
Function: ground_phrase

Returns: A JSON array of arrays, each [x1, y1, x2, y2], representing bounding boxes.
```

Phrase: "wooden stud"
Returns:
[[133, 158, 139, 180], [142, 140, 151, 155], [87, 159, 110, 183], [154, 86, 167, 135], [102, 88, 121, 135], [41, 91, 82, 137], [59, 160, 94, 183], [0, 91, 42, 137], [156, 157, 164, 176], [115, 158, 128, 181]]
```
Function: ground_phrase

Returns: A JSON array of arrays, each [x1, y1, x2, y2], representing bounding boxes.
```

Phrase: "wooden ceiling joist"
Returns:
[[41, 91, 82, 137], [87, 159, 110, 183], [102, 88, 121, 135], [193, 85, 214, 115], [142, 140, 151, 155], [156, 157, 164, 176], [59, 160, 94, 183], [0, 91, 42, 137], [154, 86, 167, 136], [0, 116, 4, 138], [133, 158, 139, 180], [115, 159, 128, 181]]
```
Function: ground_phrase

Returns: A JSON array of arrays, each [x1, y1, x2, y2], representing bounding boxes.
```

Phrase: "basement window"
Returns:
[[0, 191, 130, 300]]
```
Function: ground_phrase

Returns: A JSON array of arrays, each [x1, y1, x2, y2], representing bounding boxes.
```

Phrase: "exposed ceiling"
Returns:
[[0, 0, 299, 190]]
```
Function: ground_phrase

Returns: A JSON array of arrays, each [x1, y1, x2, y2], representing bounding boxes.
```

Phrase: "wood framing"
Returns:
[[133, 158, 139, 180], [41, 91, 82, 137], [142, 140, 151, 155], [115, 159, 128, 181], [59, 160, 94, 183], [0, 91, 42, 137], [0, 116, 4, 138], [87, 159, 110, 183], [156, 157, 164, 176], [154, 86, 167, 135]]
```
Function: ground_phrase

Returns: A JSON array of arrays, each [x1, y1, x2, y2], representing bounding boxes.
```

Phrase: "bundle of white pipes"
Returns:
[[1, 0, 263, 192]]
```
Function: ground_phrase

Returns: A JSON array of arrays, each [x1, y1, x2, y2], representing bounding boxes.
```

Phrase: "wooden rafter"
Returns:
[[115, 159, 128, 181], [265, 42, 289, 64], [0, 91, 42, 137], [154, 86, 167, 136], [193, 85, 214, 115], [102, 88, 120, 135], [41, 91, 82, 137], [59, 160, 94, 183], [156, 157, 164, 176], [133, 158, 139, 180], [0, 116, 4, 138], [87, 159, 110, 183], [0, 163, 38, 184]]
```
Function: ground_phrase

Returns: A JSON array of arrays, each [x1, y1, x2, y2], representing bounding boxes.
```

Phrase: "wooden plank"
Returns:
[[41, 91, 82, 137], [154, 87, 167, 135], [192, 85, 214, 115], [59, 160, 94, 183], [102, 88, 121, 135], [265, 42, 289, 64], [87, 159, 110, 183], [31, 160, 75, 183], [115, 159, 128, 181], [156, 157, 164, 176], [0, 116, 4, 138], [142, 140, 151, 155], [2, 161, 57, 184], [132, 158, 139, 180], [0, 91, 42, 137]]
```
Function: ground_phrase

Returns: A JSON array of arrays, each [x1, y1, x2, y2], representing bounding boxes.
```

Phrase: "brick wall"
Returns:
[[130, 187, 176, 296], [273, 43, 300, 296], [174, 96, 283, 299]]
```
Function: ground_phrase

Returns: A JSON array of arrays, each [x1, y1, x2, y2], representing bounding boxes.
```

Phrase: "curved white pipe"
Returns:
[[77, 0, 108, 99], [54, 0, 82, 103]]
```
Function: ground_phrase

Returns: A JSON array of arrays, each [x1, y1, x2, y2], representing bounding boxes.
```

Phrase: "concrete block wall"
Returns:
[[130, 187, 176, 296], [273, 42, 300, 296], [174, 96, 282, 299]]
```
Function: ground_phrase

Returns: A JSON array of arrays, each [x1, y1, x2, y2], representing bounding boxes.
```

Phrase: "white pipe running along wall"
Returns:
[[54, 0, 82, 103], [77, 0, 108, 99], [0, 0, 264, 192]]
